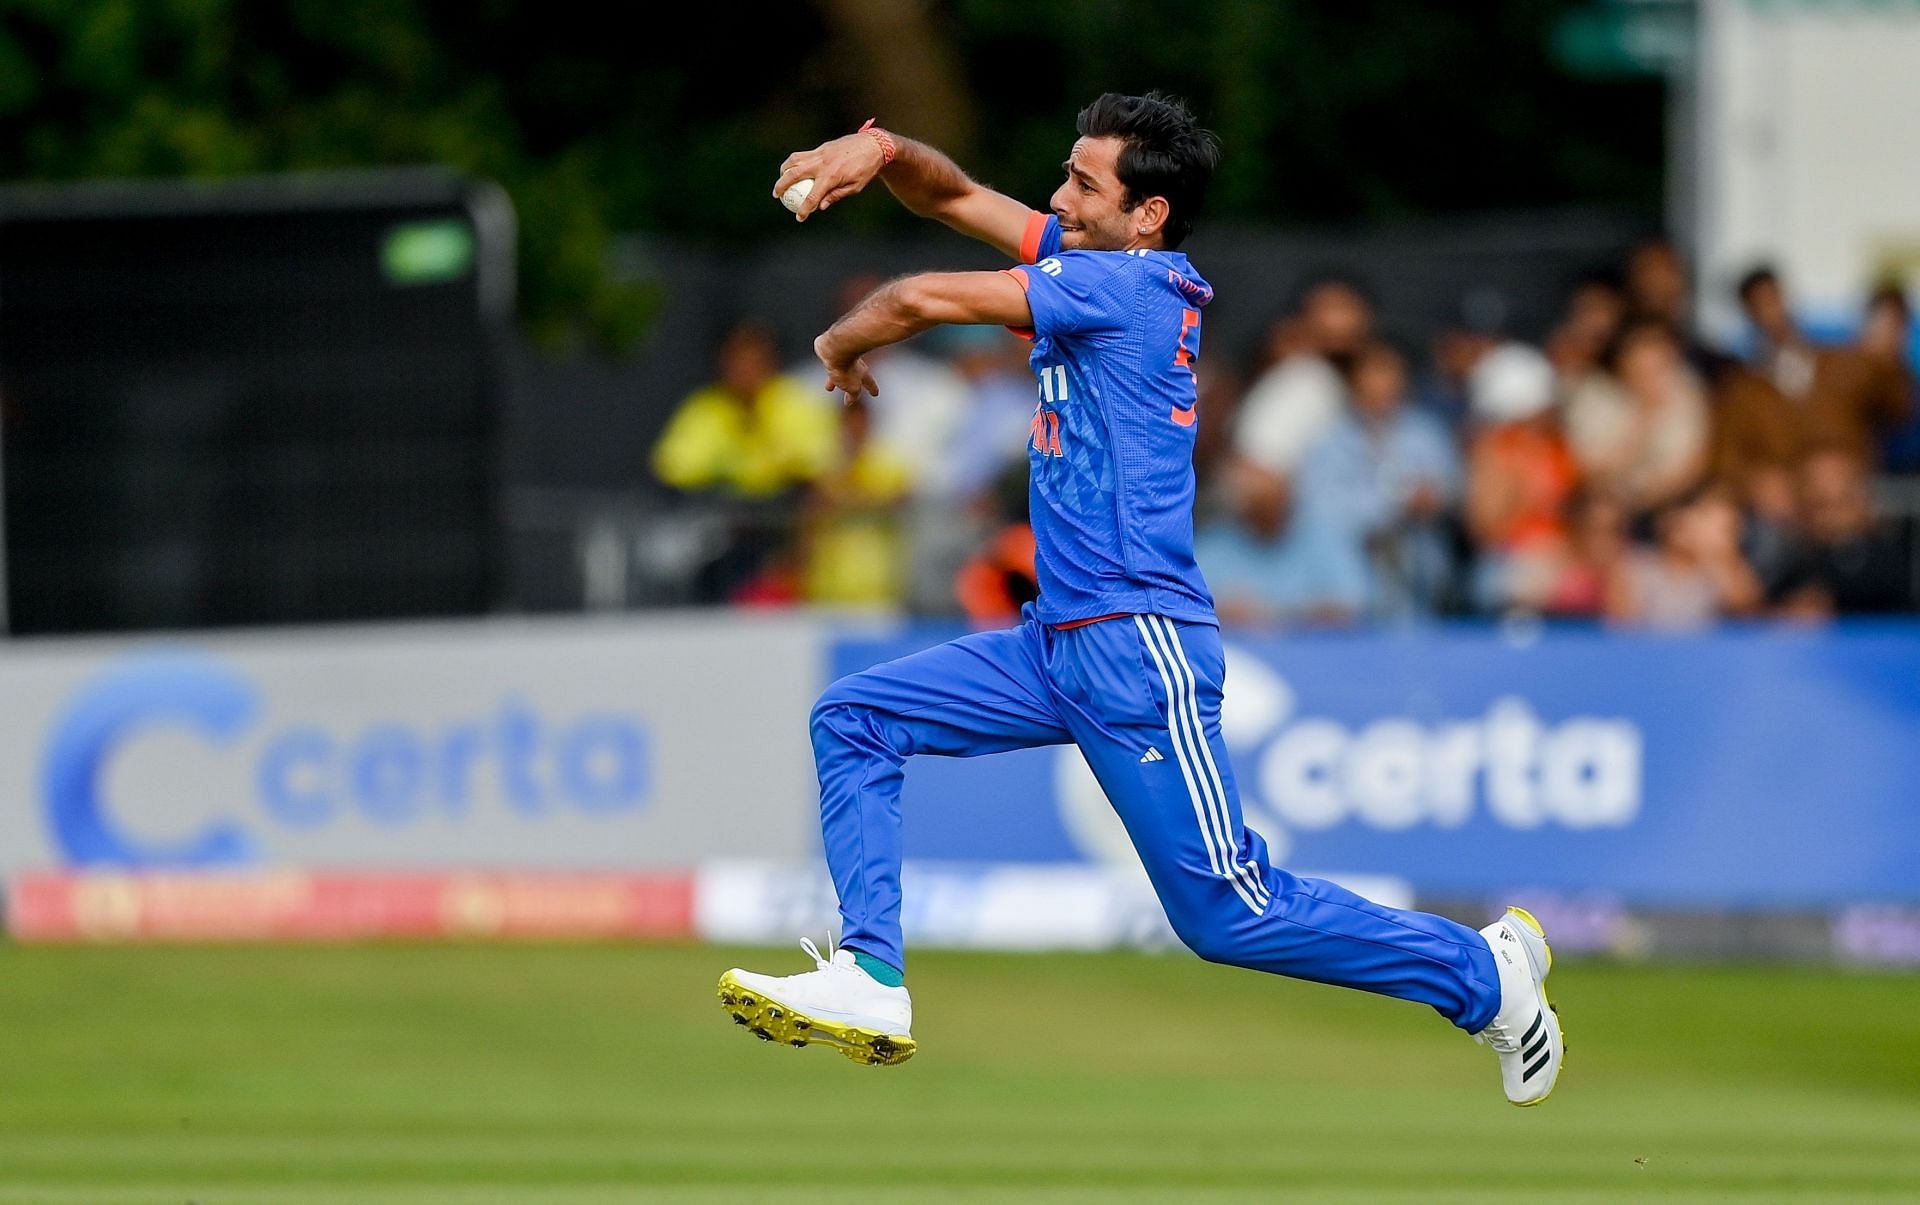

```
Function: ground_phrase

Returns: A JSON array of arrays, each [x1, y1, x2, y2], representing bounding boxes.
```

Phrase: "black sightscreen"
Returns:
[[0, 170, 509, 635]]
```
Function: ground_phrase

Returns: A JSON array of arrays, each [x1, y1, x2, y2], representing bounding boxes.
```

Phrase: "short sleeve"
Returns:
[[1004, 252, 1136, 339], [1017, 211, 1062, 264]]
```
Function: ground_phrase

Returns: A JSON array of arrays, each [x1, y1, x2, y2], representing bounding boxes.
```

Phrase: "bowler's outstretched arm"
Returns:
[[774, 130, 1036, 259]]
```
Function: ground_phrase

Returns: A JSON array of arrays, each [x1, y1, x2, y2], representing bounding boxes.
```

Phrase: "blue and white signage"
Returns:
[[833, 624, 1920, 906], [0, 617, 823, 873], [40, 652, 650, 868], [6, 615, 1917, 907]]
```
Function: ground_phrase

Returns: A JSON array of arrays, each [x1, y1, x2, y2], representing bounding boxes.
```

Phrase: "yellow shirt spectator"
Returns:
[[803, 435, 916, 607], [651, 323, 840, 497], [651, 375, 840, 497]]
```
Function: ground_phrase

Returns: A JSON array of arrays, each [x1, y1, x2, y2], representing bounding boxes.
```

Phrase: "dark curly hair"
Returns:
[[1075, 92, 1220, 250]]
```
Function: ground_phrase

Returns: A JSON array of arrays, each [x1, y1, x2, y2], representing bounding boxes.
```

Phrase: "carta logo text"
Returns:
[[41, 653, 652, 869], [1056, 644, 1642, 864]]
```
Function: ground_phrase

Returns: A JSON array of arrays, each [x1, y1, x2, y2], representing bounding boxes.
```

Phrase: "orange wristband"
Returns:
[[858, 118, 897, 166]]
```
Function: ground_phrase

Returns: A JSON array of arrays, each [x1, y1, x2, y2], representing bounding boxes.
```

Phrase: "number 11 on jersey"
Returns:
[[1037, 363, 1068, 403], [1031, 363, 1067, 457]]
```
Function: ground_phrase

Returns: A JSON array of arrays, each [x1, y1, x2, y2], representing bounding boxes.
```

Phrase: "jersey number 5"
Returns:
[[1174, 308, 1200, 371]]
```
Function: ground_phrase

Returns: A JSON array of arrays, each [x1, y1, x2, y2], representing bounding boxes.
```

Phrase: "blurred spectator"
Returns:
[[1860, 285, 1913, 365], [1565, 319, 1710, 517], [1413, 287, 1511, 430], [1723, 266, 1912, 471], [1190, 357, 1248, 494], [1624, 237, 1735, 383], [650, 321, 839, 602], [1608, 486, 1761, 630], [1541, 487, 1632, 618], [1737, 266, 1818, 398], [912, 324, 1042, 615], [1769, 450, 1916, 618], [857, 348, 969, 502], [1860, 285, 1920, 472], [1712, 269, 1815, 578], [945, 325, 1045, 501], [954, 525, 1039, 627], [652, 321, 837, 497], [954, 463, 1039, 627], [1545, 270, 1627, 387], [1193, 460, 1367, 626], [1233, 277, 1373, 477], [1294, 340, 1461, 618], [1625, 238, 1690, 331], [1711, 375, 1805, 561], [1463, 344, 1581, 611], [799, 400, 914, 608], [799, 275, 980, 614], [1417, 326, 1498, 433]]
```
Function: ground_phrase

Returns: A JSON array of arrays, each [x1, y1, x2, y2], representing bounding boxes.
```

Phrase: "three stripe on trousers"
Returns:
[[1134, 615, 1269, 914]]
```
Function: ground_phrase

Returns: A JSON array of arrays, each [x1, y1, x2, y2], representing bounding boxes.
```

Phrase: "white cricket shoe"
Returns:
[[717, 938, 916, 1066], [1473, 906, 1564, 1106]]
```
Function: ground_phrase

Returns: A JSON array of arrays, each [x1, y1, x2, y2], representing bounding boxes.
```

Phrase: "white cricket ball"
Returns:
[[780, 178, 815, 214]]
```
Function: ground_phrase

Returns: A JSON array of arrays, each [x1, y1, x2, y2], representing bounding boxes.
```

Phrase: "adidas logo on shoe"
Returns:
[[1473, 907, 1564, 1106]]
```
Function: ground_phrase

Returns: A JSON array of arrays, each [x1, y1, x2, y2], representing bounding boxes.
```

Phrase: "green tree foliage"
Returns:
[[0, 0, 1660, 350]]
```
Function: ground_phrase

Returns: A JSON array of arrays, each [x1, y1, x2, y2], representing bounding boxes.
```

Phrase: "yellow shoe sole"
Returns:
[[716, 970, 917, 1067], [1503, 906, 1565, 1108]]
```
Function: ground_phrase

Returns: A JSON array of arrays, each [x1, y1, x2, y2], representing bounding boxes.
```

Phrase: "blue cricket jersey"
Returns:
[[1004, 211, 1218, 627]]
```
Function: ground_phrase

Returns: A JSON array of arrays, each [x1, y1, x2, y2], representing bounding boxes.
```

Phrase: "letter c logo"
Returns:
[[41, 653, 260, 868]]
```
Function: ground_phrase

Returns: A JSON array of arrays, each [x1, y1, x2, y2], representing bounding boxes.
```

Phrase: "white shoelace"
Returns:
[[799, 936, 832, 970], [1475, 1016, 1520, 1052]]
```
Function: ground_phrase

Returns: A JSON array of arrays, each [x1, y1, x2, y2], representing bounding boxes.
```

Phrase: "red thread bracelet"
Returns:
[[859, 118, 897, 166]]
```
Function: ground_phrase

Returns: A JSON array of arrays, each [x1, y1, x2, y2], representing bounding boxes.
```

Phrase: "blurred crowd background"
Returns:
[[648, 245, 1918, 630], [2, 0, 1916, 637]]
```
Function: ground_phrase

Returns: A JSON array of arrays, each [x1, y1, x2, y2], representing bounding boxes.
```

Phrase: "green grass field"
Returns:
[[0, 943, 1915, 1203]]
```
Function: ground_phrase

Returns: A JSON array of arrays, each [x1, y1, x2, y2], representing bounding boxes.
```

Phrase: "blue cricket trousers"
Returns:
[[810, 609, 1502, 1032]]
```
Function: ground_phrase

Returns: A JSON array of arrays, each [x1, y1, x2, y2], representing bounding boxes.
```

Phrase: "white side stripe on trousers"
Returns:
[[1134, 615, 1268, 913], [1144, 615, 1271, 908], [1136, 616, 1269, 913], [1134, 615, 1238, 893]]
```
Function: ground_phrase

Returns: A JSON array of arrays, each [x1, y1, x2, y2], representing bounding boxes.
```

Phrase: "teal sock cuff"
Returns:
[[851, 949, 904, 988]]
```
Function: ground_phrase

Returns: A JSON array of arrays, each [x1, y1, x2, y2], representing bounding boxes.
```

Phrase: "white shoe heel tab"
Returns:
[[1502, 907, 1552, 979]]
